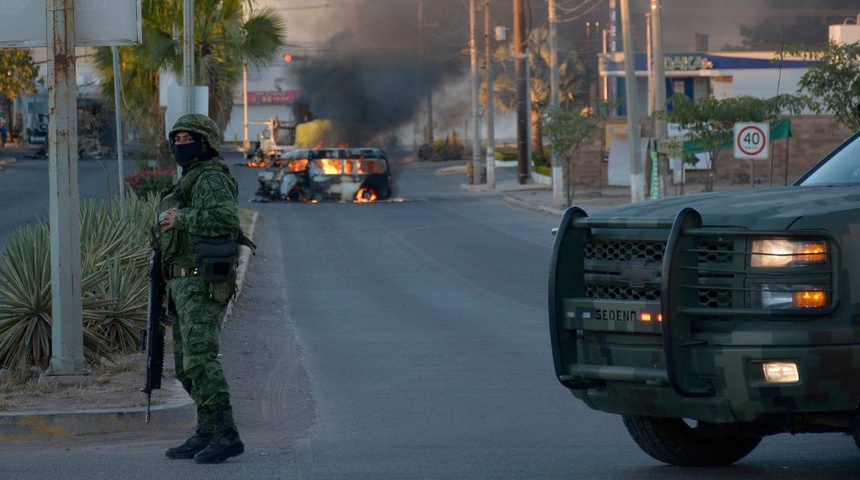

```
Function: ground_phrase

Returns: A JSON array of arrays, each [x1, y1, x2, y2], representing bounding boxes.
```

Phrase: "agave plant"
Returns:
[[80, 198, 152, 269], [0, 195, 159, 369], [83, 255, 148, 355], [79, 195, 157, 358], [0, 224, 53, 369]]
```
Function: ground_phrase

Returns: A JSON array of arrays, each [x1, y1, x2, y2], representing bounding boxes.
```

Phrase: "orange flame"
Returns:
[[354, 187, 378, 203]]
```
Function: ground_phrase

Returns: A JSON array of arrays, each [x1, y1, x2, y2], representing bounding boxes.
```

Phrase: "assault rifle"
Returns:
[[141, 247, 166, 423]]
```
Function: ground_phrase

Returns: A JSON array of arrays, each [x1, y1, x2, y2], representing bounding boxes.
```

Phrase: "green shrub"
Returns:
[[533, 164, 551, 177], [0, 195, 158, 369], [125, 170, 175, 198]]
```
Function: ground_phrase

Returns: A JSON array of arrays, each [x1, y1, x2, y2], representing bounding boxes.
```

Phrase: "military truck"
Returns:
[[549, 129, 860, 467]]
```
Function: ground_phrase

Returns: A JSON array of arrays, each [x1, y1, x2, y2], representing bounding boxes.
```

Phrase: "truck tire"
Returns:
[[622, 415, 761, 467]]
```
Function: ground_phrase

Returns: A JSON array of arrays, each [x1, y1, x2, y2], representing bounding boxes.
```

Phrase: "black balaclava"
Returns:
[[173, 132, 204, 167]]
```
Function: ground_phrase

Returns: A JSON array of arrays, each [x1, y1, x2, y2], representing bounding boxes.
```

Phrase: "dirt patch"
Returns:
[[0, 338, 181, 413]]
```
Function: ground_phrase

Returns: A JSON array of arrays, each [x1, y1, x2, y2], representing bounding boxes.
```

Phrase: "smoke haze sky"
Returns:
[[255, 0, 860, 142], [262, 0, 860, 53]]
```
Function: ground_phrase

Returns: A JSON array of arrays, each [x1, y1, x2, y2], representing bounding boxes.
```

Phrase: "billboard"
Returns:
[[0, 0, 141, 47]]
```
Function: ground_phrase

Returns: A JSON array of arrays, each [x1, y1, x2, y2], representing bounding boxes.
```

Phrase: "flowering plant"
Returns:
[[125, 170, 175, 198]]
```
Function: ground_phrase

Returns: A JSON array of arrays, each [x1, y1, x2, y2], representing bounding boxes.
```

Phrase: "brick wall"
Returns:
[[563, 116, 855, 188]]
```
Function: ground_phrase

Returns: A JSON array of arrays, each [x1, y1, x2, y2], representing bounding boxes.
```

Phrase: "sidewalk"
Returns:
[[447, 163, 639, 215], [452, 164, 746, 215], [465, 180, 634, 215]]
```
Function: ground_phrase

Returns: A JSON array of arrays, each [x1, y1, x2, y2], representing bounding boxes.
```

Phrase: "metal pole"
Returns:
[[46, 0, 87, 379], [484, 0, 495, 189], [243, 63, 249, 151], [514, 0, 528, 184], [645, 12, 652, 116], [601, 28, 609, 101], [414, 0, 423, 159], [470, 0, 480, 185], [242, 1, 249, 151], [112, 46, 126, 218], [620, 0, 645, 202], [183, 0, 195, 114], [548, 0, 563, 207], [651, 0, 671, 198]]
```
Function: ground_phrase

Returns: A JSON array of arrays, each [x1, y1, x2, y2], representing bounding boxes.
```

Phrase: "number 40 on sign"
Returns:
[[734, 122, 769, 160]]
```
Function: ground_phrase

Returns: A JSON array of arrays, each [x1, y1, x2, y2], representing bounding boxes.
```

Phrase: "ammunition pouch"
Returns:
[[193, 235, 238, 283]]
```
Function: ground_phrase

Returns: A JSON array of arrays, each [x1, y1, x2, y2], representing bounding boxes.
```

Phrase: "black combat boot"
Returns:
[[193, 428, 245, 464], [165, 406, 216, 459], [193, 406, 244, 464]]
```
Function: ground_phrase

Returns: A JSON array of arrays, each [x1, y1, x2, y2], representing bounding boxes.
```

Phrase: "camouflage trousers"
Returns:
[[168, 276, 233, 410]]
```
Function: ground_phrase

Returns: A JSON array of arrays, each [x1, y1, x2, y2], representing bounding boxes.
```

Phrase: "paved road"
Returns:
[[0, 149, 135, 247], [2, 150, 860, 479]]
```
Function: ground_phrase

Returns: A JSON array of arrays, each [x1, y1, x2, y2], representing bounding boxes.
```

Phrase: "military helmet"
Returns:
[[168, 113, 220, 154]]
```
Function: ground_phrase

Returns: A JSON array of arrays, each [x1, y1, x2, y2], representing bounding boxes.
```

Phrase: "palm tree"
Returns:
[[94, 0, 286, 156], [486, 26, 591, 165]]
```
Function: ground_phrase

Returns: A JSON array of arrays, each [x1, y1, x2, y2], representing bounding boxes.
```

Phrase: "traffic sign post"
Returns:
[[734, 122, 769, 160]]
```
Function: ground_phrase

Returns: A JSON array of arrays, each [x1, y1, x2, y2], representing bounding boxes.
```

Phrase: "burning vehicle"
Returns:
[[255, 147, 393, 203]]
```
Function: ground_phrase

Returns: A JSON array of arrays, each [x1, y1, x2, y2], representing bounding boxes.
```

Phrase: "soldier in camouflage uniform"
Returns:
[[157, 113, 244, 464]]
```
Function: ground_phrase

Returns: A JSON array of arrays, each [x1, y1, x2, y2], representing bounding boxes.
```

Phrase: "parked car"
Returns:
[[548, 127, 860, 467]]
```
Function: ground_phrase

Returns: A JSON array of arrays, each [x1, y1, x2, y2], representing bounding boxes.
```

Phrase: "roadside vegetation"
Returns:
[[0, 194, 158, 373]]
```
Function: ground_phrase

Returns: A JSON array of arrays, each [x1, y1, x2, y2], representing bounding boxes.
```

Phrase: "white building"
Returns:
[[598, 50, 818, 117]]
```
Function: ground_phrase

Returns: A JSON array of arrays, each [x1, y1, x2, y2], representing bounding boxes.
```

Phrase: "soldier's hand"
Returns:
[[158, 208, 178, 232]]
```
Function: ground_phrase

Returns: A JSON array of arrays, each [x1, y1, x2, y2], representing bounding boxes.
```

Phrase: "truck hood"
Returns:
[[586, 185, 860, 230]]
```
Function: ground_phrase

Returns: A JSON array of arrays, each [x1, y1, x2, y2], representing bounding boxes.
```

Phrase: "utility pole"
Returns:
[[45, 0, 87, 381], [514, 0, 529, 184], [469, 0, 480, 185], [183, 0, 195, 114], [548, 0, 563, 207], [484, 0, 495, 189], [650, 0, 671, 198], [620, 0, 645, 202], [242, 2, 250, 151]]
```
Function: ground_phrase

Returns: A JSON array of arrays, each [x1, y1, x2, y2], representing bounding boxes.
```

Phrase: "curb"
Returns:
[[0, 379, 195, 443], [502, 194, 564, 216]]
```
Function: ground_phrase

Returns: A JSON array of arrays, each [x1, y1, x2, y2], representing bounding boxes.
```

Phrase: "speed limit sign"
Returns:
[[734, 122, 769, 160]]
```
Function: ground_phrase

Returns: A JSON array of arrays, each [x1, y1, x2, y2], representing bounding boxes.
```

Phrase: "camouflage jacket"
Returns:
[[157, 160, 240, 269]]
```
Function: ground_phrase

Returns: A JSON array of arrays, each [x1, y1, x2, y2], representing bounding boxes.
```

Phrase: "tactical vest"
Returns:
[[157, 161, 239, 269]]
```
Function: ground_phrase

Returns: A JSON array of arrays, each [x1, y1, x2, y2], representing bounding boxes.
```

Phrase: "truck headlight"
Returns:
[[762, 362, 799, 383], [750, 239, 827, 267], [750, 284, 828, 309]]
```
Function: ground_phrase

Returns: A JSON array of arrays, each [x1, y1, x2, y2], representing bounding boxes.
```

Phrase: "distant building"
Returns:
[[598, 50, 819, 116]]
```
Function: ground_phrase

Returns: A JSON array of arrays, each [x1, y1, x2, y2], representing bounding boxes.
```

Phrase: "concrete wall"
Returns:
[[565, 115, 854, 189]]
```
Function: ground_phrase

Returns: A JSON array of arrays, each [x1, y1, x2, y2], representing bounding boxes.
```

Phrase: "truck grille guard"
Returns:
[[549, 207, 839, 398]]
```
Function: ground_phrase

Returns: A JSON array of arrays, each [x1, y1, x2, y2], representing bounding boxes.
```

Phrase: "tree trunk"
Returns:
[[531, 108, 546, 166]]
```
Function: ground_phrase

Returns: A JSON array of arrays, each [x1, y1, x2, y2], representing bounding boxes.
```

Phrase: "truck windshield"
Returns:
[[797, 130, 860, 186]]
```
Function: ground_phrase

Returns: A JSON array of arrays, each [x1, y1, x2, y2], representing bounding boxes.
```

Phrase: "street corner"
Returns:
[[460, 182, 491, 193], [435, 164, 468, 175]]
